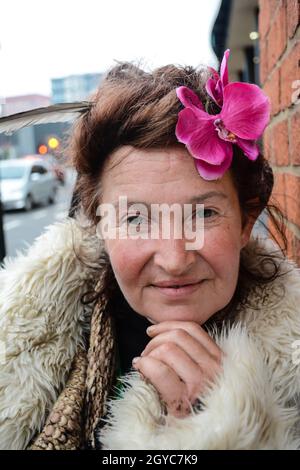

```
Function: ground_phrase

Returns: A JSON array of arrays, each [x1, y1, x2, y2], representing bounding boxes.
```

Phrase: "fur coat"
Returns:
[[0, 216, 300, 450]]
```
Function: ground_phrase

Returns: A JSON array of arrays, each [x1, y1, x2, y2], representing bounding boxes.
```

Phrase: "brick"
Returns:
[[259, 0, 272, 39], [263, 68, 280, 115], [291, 77, 300, 106], [272, 171, 286, 213], [290, 109, 300, 165], [287, 0, 300, 39], [273, 119, 289, 165], [269, 0, 287, 17], [285, 173, 300, 226], [259, 0, 280, 38], [280, 41, 300, 109], [260, 39, 269, 84], [263, 125, 273, 162], [267, 1, 287, 70]]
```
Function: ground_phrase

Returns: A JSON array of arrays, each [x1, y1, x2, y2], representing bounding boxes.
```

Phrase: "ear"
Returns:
[[241, 210, 261, 248], [240, 196, 262, 248]]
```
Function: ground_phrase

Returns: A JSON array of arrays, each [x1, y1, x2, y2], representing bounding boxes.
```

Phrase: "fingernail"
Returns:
[[146, 326, 155, 334]]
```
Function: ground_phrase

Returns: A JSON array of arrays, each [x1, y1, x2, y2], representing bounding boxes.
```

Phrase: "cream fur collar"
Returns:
[[0, 217, 299, 449]]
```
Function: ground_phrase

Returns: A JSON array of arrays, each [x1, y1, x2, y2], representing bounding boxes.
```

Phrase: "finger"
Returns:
[[146, 321, 222, 361], [147, 336, 221, 390], [132, 355, 191, 417], [147, 342, 208, 401], [142, 329, 220, 371], [144, 322, 222, 363]]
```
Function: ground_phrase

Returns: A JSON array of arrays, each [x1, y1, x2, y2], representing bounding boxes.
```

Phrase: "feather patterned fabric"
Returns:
[[0, 102, 91, 135]]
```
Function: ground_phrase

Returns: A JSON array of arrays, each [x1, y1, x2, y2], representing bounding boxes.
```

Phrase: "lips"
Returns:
[[150, 279, 204, 298], [152, 279, 202, 288]]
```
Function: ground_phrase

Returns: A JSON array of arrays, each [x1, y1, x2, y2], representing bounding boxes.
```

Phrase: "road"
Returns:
[[2, 169, 77, 259]]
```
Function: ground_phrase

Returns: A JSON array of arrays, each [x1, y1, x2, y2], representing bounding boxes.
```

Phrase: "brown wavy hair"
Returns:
[[66, 61, 291, 326]]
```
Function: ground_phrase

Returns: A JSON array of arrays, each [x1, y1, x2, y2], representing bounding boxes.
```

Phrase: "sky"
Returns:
[[0, 0, 221, 98]]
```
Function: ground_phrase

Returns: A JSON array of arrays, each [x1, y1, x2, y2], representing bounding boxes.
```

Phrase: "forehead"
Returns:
[[101, 145, 236, 202]]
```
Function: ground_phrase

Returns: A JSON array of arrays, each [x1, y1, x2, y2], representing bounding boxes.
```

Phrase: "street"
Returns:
[[2, 169, 76, 258]]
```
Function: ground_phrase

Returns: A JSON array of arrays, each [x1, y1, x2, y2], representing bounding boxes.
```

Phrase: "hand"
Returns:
[[132, 321, 224, 418]]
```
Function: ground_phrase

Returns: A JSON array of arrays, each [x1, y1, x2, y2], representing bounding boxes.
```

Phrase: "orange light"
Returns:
[[38, 144, 48, 155], [48, 137, 59, 149]]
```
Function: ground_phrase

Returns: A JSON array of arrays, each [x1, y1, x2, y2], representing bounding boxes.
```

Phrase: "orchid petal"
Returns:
[[207, 66, 220, 81], [205, 78, 223, 107], [221, 82, 271, 140], [186, 125, 232, 165], [176, 86, 204, 110], [205, 78, 216, 101], [220, 49, 230, 87], [176, 106, 231, 165], [236, 138, 260, 161], [175, 108, 207, 144], [205, 50, 230, 106], [194, 152, 233, 181]]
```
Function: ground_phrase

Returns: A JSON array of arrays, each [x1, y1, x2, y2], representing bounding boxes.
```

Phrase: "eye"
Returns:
[[126, 211, 146, 225], [195, 208, 218, 219], [127, 215, 143, 225]]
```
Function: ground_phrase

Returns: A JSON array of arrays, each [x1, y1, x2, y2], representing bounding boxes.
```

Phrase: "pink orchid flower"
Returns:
[[205, 49, 230, 107], [175, 84, 271, 181]]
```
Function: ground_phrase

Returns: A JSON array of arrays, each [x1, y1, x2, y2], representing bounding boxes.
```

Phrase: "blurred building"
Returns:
[[0, 94, 51, 159], [1, 94, 50, 116], [0, 93, 70, 160], [0, 72, 103, 161], [211, 0, 259, 84], [51, 72, 103, 103], [211, 0, 300, 264]]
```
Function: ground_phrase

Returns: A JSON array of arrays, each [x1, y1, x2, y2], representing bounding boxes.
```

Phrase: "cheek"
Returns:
[[201, 224, 241, 280], [105, 240, 147, 286]]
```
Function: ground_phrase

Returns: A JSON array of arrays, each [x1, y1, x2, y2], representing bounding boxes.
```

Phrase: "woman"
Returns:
[[0, 51, 300, 450]]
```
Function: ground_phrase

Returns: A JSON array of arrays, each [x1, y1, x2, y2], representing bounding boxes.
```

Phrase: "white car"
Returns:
[[0, 158, 58, 211]]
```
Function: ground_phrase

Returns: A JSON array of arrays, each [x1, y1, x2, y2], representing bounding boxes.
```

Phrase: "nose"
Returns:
[[153, 237, 197, 277]]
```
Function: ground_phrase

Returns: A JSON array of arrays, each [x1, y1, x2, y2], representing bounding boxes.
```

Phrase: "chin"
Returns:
[[148, 309, 209, 325]]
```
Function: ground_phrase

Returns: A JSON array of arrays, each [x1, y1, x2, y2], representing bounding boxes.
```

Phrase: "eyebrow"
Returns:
[[185, 191, 228, 204], [112, 191, 228, 209]]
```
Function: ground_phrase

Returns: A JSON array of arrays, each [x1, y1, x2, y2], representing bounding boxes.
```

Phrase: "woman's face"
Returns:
[[100, 145, 256, 325]]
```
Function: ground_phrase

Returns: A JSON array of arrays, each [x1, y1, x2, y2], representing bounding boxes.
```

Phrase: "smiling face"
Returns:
[[99, 145, 256, 325]]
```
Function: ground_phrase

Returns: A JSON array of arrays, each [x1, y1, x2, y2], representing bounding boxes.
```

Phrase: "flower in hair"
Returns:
[[205, 48, 230, 107], [175, 49, 270, 181]]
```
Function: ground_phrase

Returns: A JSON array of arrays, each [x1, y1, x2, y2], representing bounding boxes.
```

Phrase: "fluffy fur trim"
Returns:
[[232, 237, 300, 410], [0, 217, 104, 450], [1, 218, 300, 450], [98, 324, 300, 450], [98, 238, 300, 450]]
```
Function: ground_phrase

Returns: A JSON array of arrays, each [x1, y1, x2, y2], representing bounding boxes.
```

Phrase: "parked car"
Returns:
[[23, 154, 66, 185], [0, 158, 58, 211]]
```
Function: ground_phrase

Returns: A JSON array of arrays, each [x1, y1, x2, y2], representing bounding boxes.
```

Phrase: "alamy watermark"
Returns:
[[291, 80, 300, 106], [95, 196, 205, 250]]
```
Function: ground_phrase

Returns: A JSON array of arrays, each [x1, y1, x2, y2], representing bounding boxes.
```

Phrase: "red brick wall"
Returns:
[[259, 0, 300, 262]]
